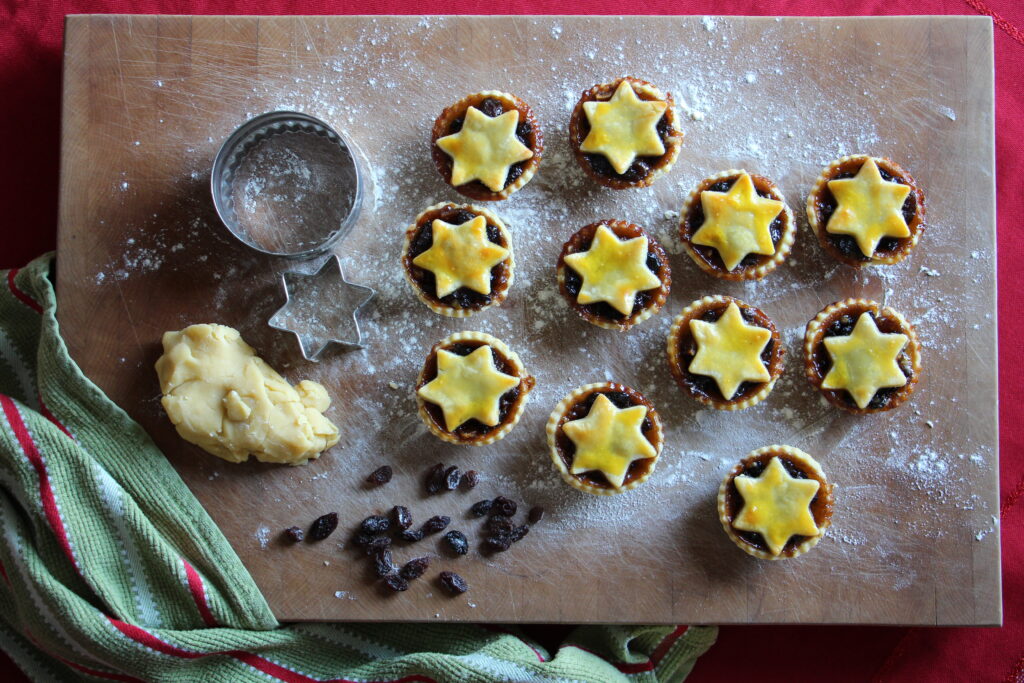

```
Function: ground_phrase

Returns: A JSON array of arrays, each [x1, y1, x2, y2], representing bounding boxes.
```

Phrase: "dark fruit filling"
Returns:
[[811, 305, 914, 410], [723, 453, 831, 556], [419, 339, 532, 440], [574, 85, 674, 183], [682, 174, 785, 272], [559, 222, 668, 324], [441, 96, 537, 193], [672, 301, 780, 404], [405, 206, 510, 311], [554, 385, 658, 489], [812, 159, 918, 261]]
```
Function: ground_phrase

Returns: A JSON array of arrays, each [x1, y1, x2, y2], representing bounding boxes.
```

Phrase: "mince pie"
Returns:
[[557, 220, 671, 331], [806, 154, 925, 266], [804, 298, 921, 414], [667, 296, 784, 410], [546, 382, 663, 496], [401, 202, 514, 317], [718, 445, 834, 560], [679, 170, 795, 280], [568, 77, 683, 189], [416, 331, 534, 446], [432, 91, 543, 201]]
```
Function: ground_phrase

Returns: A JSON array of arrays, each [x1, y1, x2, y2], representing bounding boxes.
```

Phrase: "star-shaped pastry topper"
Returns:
[[733, 457, 821, 557], [826, 158, 911, 258], [417, 345, 520, 432], [821, 312, 909, 409], [412, 216, 510, 298], [562, 393, 657, 489], [688, 302, 771, 400], [564, 224, 662, 317], [436, 106, 534, 192], [580, 80, 667, 175], [692, 172, 783, 271], [268, 255, 374, 361]]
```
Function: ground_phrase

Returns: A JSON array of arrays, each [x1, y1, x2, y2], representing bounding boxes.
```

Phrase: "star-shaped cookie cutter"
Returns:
[[268, 255, 375, 361]]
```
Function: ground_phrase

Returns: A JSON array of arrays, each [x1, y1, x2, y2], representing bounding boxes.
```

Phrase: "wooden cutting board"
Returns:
[[56, 14, 999, 624]]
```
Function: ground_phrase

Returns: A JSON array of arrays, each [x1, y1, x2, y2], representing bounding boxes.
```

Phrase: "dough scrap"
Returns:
[[155, 324, 340, 465]]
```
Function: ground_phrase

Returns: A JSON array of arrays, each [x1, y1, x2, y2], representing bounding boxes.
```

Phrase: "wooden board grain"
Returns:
[[56, 15, 999, 624]]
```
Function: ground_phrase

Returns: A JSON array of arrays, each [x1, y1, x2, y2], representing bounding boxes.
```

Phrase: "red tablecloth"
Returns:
[[1, 1, 1020, 681]]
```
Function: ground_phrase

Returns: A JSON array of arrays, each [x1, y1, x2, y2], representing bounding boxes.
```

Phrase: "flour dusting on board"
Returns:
[[93, 17, 995, 619]]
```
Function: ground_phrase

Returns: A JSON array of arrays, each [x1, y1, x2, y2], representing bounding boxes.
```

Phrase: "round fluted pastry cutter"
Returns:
[[211, 111, 374, 360]]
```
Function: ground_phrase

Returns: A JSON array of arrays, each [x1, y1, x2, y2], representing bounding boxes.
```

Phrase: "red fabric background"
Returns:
[[1, 1, 1020, 681]]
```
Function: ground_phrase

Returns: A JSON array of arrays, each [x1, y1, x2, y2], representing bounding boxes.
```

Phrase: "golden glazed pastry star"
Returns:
[[412, 216, 510, 298], [688, 302, 772, 400], [733, 456, 821, 556], [435, 106, 534, 192], [580, 81, 667, 175], [692, 172, 784, 271], [417, 345, 520, 432], [562, 393, 656, 489], [563, 224, 662, 316], [821, 312, 909, 410], [826, 158, 911, 257]]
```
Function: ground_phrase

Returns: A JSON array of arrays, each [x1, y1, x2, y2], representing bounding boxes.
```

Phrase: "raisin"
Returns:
[[373, 549, 395, 578], [283, 526, 304, 543], [439, 571, 469, 595], [366, 465, 392, 485], [391, 505, 412, 531], [461, 470, 479, 490], [470, 499, 493, 517], [425, 463, 446, 495], [492, 496, 517, 517], [528, 506, 545, 524], [382, 574, 409, 592], [484, 535, 512, 552], [487, 515, 514, 536], [308, 512, 338, 541], [451, 209, 476, 224], [444, 530, 469, 555], [510, 525, 530, 543], [398, 529, 424, 543], [400, 557, 430, 580], [352, 532, 374, 548], [364, 536, 391, 554], [360, 515, 391, 535], [421, 515, 451, 534], [478, 97, 504, 118], [444, 465, 461, 491]]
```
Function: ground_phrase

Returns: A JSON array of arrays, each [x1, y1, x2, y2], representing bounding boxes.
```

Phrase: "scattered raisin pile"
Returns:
[[283, 463, 546, 598]]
